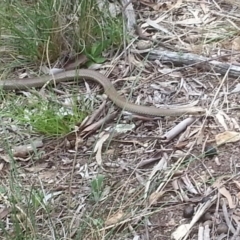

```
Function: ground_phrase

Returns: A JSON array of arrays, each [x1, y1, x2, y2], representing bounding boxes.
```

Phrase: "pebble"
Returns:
[[136, 40, 152, 50], [183, 205, 194, 218], [216, 223, 228, 234]]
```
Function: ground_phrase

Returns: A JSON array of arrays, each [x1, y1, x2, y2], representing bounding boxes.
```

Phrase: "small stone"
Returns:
[[183, 205, 194, 218], [201, 212, 212, 221], [204, 145, 218, 158], [136, 40, 152, 50], [216, 223, 228, 234], [235, 163, 240, 172], [201, 196, 211, 203], [203, 220, 213, 228]]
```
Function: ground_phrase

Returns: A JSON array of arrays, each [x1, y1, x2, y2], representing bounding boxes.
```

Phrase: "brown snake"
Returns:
[[0, 69, 205, 116]]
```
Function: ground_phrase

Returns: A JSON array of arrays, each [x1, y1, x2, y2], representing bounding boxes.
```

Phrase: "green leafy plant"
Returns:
[[0, 0, 125, 238], [26, 103, 87, 136], [2, 94, 87, 136], [0, 0, 123, 69], [90, 175, 105, 202], [85, 40, 111, 64]]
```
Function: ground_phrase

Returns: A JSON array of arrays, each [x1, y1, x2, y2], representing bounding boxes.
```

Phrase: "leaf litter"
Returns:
[[1, 0, 240, 239]]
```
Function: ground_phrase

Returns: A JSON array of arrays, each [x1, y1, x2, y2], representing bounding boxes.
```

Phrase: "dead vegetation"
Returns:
[[1, 0, 240, 239]]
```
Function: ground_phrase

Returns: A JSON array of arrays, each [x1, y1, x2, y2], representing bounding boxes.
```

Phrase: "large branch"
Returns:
[[137, 49, 240, 78]]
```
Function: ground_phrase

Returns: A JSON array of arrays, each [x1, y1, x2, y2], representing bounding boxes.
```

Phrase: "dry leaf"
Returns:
[[163, 117, 196, 141], [113, 124, 135, 133], [105, 210, 124, 226], [216, 131, 240, 146], [148, 191, 165, 206], [38, 170, 57, 180], [236, 192, 240, 200], [12, 139, 43, 158], [0, 207, 10, 219], [176, 18, 202, 25], [128, 54, 144, 68], [24, 163, 49, 173], [215, 112, 228, 130], [64, 53, 88, 71], [200, 1, 209, 14], [0, 154, 10, 163], [139, 0, 162, 11], [146, 19, 173, 36], [219, 187, 236, 209], [230, 83, 240, 94], [144, 156, 167, 198], [213, 175, 231, 188], [232, 37, 240, 51], [233, 180, 240, 190], [174, 0, 183, 8], [94, 133, 110, 165], [171, 224, 191, 240], [181, 175, 198, 194], [97, 0, 120, 17]]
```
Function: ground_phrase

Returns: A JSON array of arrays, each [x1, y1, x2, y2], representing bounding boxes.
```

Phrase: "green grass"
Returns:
[[90, 174, 105, 202], [1, 91, 88, 136], [0, 161, 50, 239], [23, 94, 85, 136], [0, 0, 124, 136], [0, 1, 125, 239], [0, 0, 123, 69]]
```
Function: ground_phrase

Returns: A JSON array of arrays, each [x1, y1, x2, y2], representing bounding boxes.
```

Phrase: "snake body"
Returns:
[[0, 69, 205, 116]]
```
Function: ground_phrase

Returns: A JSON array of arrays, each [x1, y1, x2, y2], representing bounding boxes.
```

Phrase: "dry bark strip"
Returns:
[[163, 117, 197, 141], [133, 49, 240, 78]]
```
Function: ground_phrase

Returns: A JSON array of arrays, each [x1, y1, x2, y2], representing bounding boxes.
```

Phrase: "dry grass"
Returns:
[[1, 0, 240, 240]]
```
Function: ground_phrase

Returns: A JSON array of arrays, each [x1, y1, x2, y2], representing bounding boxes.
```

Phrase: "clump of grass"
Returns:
[[90, 175, 105, 202], [0, 0, 123, 135], [0, 169, 58, 239], [0, 1, 125, 239], [25, 104, 86, 136], [0, 0, 123, 70], [3, 93, 87, 136], [0, 0, 124, 134]]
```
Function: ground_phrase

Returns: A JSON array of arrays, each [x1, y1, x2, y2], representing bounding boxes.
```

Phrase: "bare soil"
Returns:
[[1, 1, 240, 239]]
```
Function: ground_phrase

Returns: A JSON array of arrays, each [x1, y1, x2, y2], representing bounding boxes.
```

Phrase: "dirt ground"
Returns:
[[1, 0, 240, 240]]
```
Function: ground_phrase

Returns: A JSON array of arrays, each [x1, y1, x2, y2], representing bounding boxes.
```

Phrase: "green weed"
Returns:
[[0, 0, 123, 70], [0, 0, 125, 239], [90, 175, 105, 203], [1, 93, 87, 136]]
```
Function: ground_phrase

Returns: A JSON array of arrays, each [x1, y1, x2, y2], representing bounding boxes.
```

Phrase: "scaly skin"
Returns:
[[0, 69, 206, 116]]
